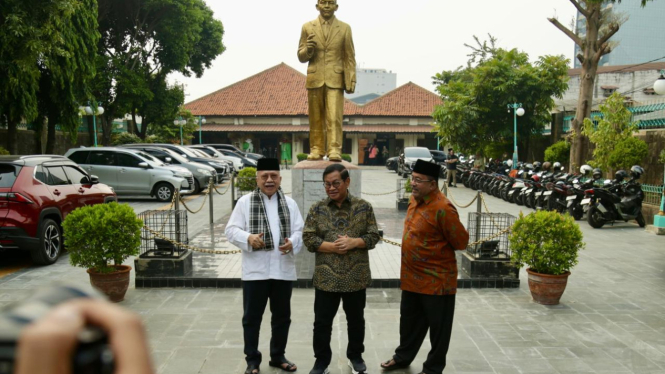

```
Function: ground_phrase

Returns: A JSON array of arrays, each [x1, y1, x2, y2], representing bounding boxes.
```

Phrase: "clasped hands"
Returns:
[[332, 235, 358, 255], [248, 233, 293, 255]]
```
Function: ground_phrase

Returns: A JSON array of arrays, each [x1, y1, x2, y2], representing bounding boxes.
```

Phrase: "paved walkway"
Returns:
[[2, 169, 665, 373]]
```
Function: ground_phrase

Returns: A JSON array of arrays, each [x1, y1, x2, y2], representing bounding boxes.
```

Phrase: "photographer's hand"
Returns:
[[16, 299, 154, 374]]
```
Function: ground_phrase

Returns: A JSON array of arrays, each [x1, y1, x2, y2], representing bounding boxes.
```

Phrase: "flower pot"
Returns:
[[87, 265, 132, 302], [526, 268, 570, 305]]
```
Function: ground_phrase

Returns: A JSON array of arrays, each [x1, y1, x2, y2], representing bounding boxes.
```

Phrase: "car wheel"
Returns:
[[194, 179, 202, 194], [155, 182, 175, 202], [31, 218, 62, 265]]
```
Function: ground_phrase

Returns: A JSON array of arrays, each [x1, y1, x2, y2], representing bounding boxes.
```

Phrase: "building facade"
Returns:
[[345, 68, 397, 100], [184, 63, 440, 165]]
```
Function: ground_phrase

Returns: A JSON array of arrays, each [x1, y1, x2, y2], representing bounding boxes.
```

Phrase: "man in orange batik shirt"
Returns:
[[381, 159, 469, 374]]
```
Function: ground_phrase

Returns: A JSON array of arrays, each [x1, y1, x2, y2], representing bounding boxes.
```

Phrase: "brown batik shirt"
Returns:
[[303, 194, 381, 292]]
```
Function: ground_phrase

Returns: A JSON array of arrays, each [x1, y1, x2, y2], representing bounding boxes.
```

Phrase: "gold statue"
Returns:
[[298, 0, 356, 162]]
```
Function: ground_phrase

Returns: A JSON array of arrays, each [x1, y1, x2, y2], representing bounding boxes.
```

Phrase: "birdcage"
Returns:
[[466, 212, 515, 260], [138, 210, 189, 258]]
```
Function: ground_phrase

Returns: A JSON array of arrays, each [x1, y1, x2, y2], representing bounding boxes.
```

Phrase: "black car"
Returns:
[[204, 144, 263, 161], [385, 156, 398, 172], [430, 150, 447, 164]]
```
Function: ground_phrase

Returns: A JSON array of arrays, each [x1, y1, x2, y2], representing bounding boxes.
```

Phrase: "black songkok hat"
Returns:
[[413, 159, 440, 180], [256, 158, 280, 171]]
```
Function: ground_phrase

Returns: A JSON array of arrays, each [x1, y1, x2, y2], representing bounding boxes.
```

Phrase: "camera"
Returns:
[[0, 285, 115, 374]]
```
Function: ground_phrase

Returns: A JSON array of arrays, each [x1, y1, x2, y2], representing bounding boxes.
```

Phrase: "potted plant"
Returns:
[[233, 167, 257, 208], [509, 210, 585, 305], [62, 202, 143, 302], [396, 177, 412, 211]]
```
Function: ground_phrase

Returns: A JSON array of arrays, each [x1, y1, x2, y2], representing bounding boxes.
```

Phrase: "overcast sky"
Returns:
[[170, 0, 578, 102]]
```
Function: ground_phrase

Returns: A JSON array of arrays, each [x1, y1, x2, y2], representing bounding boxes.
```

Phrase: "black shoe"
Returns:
[[308, 366, 329, 374], [348, 358, 367, 374]]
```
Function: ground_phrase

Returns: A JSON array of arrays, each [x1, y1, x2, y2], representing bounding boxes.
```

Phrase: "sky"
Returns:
[[170, 0, 579, 102]]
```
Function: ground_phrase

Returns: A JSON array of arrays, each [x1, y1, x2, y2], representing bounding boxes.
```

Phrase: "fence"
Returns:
[[465, 213, 515, 260], [396, 178, 411, 201], [138, 210, 189, 258], [643, 184, 664, 206]]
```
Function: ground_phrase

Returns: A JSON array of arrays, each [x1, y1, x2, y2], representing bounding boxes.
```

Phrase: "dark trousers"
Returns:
[[242, 280, 293, 365], [393, 291, 456, 374], [313, 288, 366, 367]]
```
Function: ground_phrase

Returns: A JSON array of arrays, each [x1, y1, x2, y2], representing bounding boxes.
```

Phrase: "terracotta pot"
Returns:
[[526, 268, 570, 305], [87, 265, 132, 302]]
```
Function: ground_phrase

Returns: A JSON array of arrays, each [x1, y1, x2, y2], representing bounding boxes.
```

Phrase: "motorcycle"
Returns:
[[583, 178, 646, 229]]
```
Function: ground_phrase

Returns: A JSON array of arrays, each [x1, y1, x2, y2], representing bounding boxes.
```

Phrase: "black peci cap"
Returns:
[[413, 159, 440, 180]]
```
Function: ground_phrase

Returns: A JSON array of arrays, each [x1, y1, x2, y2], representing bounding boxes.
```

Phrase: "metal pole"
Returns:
[[174, 189, 181, 247], [180, 123, 183, 146], [513, 107, 517, 170], [209, 180, 214, 226], [231, 176, 236, 209], [92, 112, 98, 147], [199, 116, 202, 145], [475, 190, 482, 244]]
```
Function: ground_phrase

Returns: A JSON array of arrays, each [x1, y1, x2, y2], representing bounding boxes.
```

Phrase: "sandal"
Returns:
[[268, 359, 297, 372], [380, 358, 409, 371], [244, 364, 260, 374]]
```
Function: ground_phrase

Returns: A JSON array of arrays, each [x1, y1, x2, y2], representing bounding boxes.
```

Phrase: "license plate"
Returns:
[[544, 191, 552, 196], [526, 189, 532, 194], [508, 190, 515, 195], [566, 195, 577, 201], [581, 198, 591, 205]]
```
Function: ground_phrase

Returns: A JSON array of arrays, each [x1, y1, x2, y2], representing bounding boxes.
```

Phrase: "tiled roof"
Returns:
[[185, 63, 441, 118], [568, 62, 665, 76], [201, 124, 434, 133], [359, 82, 441, 116]]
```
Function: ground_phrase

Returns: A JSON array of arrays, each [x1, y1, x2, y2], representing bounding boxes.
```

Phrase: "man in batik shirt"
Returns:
[[381, 159, 469, 374]]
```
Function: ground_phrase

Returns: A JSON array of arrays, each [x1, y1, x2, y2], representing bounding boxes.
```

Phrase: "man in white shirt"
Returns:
[[225, 158, 304, 374]]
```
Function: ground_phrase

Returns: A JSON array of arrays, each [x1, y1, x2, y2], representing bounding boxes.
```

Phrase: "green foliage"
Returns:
[[544, 140, 571, 166], [111, 132, 143, 146], [582, 92, 638, 171], [510, 211, 585, 275], [148, 105, 196, 144], [660, 149, 665, 165], [608, 137, 648, 171], [405, 178, 413, 193], [0, 147, 10, 155], [432, 36, 569, 157], [341, 154, 352, 162], [236, 167, 257, 192], [62, 203, 142, 274], [297, 153, 308, 162]]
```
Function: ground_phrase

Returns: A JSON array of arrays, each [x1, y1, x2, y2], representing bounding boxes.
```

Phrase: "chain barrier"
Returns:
[[142, 225, 241, 255], [362, 187, 405, 196], [212, 180, 232, 195], [480, 193, 511, 232], [178, 181, 211, 214], [140, 191, 178, 240], [443, 186, 478, 208]]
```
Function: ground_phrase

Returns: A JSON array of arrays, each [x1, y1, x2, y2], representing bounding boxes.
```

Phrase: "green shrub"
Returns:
[[0, 146, 9, 155], [660, 149, 665, 164], [608, 137, 648, 171], [341, 154, 352, 162], [62, 203, 142, 274], [297, 153, 308, 162], [509, 210, 584, 275], [405, 178, 412, 193], [544, 140, 570, 166], [111, 132, 142, 146], [236, 167, 257, 191]]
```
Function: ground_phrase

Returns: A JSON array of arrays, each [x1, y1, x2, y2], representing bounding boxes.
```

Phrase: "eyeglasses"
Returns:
[[323, 180, 344, 189], [259, 173, 279, 181], [411, 177, 434, 185]]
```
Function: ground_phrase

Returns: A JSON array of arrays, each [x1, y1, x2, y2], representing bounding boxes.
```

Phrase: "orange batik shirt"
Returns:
[[401, 189, 470, 295]]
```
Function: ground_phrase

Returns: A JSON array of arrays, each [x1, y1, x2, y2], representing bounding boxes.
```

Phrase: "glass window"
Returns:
[[0, 165, 21, 188], [88, 151, 115, 166], [34, 165, 49, 184], [117, 153, 142, 168], [146, 151, 169, 163], [63, 165, 89, 185], [46, 166, 70, 186], [67, 151, 90, 164]]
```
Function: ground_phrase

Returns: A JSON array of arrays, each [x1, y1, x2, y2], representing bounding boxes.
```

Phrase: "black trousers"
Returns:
[[242, 280, 293, 365], [313, 288, 366, 367], [393, 291, 456, 374]]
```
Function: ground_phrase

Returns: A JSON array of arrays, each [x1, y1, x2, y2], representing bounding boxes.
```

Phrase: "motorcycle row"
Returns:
[[453, 160, 647, 229]]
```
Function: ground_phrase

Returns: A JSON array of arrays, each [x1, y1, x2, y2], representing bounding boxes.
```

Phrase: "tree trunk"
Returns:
[[6, 121, 18, 155], [101, 116, 113, 145], [46, 114, 57, 154], [87, 116, 95, 146], [33, 117, 44, 154], [132, 109, 140, 137]]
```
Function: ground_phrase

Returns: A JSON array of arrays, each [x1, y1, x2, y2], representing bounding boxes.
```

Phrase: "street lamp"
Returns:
[[81, 101, 104, 147], [173, 117, 187, 145], [507, 103, 525, 170], [198, 116, 206, 144], [652, 70, 665, 233]]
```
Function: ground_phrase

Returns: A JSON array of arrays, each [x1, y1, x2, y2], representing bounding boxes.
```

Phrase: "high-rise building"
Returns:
[[573, 1, 665, 68], [345, 68, 397, 100]]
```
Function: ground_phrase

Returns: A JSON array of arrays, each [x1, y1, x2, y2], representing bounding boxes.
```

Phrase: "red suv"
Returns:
[[0, 155, 117, 265]]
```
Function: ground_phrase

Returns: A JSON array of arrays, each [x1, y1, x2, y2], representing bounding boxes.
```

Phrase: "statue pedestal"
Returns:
[[291, 160, 361, 218]]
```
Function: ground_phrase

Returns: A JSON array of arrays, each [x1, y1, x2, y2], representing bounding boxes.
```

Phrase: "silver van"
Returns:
[[64, 147, 193, 202]]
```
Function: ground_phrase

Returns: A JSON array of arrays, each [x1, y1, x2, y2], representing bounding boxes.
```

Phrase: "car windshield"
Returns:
[[132, 151, 162, 166], [191, 149, 211, 158], [156, 148, 190, 164], [405, 148, 431, 158], [172, 145, 198, 158]]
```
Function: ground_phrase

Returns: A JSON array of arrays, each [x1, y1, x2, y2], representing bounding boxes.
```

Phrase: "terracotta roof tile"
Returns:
[[185, 63, 442, 118], [202, 124, 434, 133]]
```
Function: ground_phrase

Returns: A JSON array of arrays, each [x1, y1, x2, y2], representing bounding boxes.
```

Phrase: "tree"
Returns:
[[608, 136, 648, 171], [548, 0, 653, 170], [582, 92, 637, 172], [544, 140, 571, 166], [94, 0, 225, 143], [432, 36, 569, 159]]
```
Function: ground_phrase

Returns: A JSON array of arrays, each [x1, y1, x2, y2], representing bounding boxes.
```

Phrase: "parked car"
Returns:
[[398, 147, 435, 177], [120, 146, 216, 193], [430, 150, 447, 164], [0, 155, 117, 265], [120, 144, 228, 181], [204, 144, 264, 161], [187, 145, 240, 174], [65, 147, 193, 202], [385, 156, 398, 172], [210, 147, 258, 168]]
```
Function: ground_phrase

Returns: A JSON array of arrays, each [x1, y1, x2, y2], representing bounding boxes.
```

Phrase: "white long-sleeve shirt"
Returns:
[[225, 192, 304, 281]]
